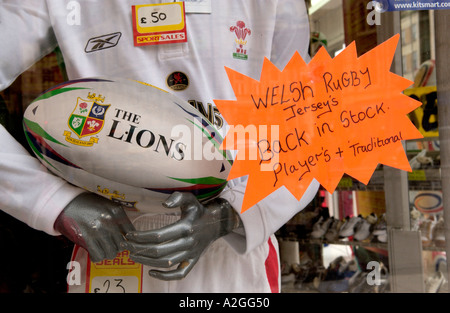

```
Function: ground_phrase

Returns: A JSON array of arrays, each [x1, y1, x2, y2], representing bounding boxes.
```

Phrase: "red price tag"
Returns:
[[132, 2, 187, 47]]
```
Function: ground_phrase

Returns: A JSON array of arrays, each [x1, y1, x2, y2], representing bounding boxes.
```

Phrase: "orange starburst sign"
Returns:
[[214, 34, 423, 213]]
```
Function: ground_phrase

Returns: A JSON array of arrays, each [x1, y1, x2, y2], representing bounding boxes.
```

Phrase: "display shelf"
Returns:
[[422, 245, 447, 252], [336, 168, 442, 191], [301, 237, 445, 251], [302, 238, 388, 249]]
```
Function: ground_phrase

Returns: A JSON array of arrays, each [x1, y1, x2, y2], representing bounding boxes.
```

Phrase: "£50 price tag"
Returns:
[[132, 2, 187, 46]]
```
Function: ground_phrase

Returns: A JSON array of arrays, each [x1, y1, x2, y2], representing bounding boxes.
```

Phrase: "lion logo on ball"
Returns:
[[64, 93, 110, 147]]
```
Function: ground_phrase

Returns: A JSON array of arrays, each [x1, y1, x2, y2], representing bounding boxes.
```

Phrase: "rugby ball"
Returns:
[[23, 77, 232, 213]]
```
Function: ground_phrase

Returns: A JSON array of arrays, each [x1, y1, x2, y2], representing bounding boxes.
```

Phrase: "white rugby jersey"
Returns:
[[0, 0, 319, 254]]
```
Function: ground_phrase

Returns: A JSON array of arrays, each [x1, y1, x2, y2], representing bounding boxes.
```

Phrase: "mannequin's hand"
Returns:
[[54, 192, 135, 262], [125, 192, 241, 280]]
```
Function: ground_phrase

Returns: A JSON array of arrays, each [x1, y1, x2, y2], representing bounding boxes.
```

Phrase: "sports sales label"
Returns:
[[132, 2, 187, 46]]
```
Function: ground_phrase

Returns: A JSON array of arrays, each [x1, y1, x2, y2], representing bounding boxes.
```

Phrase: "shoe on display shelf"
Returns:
[[291, 210, 319, 227], [337, 216, 349, 235], [293, 263, 315, 290], [311, 217, 333, 239], [349, 261, 390, 293], [354, 213, 378, 241], [338, 215, 362, 238], [317, 257, 360, 293], [375, 262, 390, 293], [348, 272, 371, 293], [425, 271, 446, 293], [410, 149, 434, 170], [366, 213, 378, 224], [432, 217, 446, 248], [410, 207, 423, 232], [372, 214, 387, 243], [419, 217, 436, 247], [325, 218, 343, 242], [317, 256, 346, 293]]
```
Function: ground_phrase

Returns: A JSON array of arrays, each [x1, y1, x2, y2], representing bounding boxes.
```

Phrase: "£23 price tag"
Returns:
[[132, 2, 187, 46], [87, 250, 143, 293], [91, 276, 139, 293]]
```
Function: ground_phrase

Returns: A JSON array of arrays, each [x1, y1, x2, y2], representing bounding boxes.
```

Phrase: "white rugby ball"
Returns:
[[23, 77, 232, 213]]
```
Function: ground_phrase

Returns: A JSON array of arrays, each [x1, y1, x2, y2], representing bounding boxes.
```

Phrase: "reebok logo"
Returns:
[[85, 32, 122, 53]]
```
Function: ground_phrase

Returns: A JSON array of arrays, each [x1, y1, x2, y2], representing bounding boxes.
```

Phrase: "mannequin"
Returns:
[[55, 191, 241, 280], [1, 0, 316, 292]]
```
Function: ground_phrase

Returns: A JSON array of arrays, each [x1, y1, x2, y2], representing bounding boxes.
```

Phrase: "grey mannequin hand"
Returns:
[[125, 192, 241, 280], [54, 192, 135, 262]]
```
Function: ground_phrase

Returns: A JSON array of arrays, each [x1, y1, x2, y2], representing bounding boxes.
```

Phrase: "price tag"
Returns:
[[86, 250, 143, 293], [91, 276, 139, 293], [132, 2, 187, 46], [408, 169, 427, 181]]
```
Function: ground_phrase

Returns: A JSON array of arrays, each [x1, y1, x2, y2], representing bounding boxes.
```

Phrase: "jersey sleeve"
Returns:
[[0, 0, 59, 90], [270, 0, 311, 68], [0, 1, 84, 235], [221, 0, 318, 254], [0, 125, 84, 235], [221, 178, 319, 254]]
